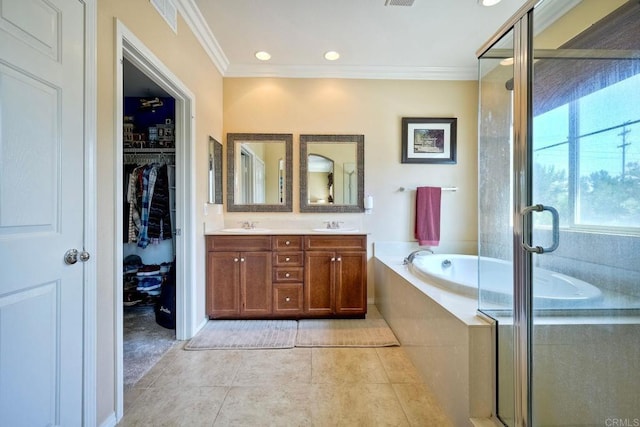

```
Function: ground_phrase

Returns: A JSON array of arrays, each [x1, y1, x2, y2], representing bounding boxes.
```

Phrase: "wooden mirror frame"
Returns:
[[208, 136, 223, 204], [226, 133, 293, 212], [299, 134, 364, 213]]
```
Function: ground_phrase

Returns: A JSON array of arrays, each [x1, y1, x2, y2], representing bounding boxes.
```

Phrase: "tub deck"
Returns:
[[374, 242, 640, 426], [374, 248, 493, 427]]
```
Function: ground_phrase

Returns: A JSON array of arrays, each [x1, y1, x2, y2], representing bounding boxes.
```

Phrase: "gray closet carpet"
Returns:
[[123, 305, 175, 389]]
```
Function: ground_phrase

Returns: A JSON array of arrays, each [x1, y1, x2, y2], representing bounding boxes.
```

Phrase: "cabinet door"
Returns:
[[335, 251, 367, 315], [304, 251, 334, 316], [273, 284, 303, 316], [207, 251, 240, 318], [240, 251, 272, 317]]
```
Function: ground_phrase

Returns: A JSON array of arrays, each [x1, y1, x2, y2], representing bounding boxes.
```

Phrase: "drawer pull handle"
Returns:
[[234, 258, 239, 262], [331, 257, 336, 262], [240, 258, 245, 262], [285, 273, 290, 278], [285, 297, 291, 302], [285, 240, 290, 245], [337, 257, 341, 262], [285, 257, 290, 261]]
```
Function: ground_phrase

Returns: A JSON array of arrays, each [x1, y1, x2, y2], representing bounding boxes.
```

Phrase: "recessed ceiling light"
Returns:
[[479, 0, 502, 6], [255, 51, 271, 61], [324, 51, 340, 61]]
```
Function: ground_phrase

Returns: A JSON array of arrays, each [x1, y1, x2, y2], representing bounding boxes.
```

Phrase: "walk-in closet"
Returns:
[[122, 58, 177, 388]]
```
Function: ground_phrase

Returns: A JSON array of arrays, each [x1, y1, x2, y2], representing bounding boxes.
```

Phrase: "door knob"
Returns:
[[65, 249, 91, 265], [64, 249, 78, 265]]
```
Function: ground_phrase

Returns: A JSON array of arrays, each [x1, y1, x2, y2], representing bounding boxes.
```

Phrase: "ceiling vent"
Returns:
[[385, 0, 415, 6]]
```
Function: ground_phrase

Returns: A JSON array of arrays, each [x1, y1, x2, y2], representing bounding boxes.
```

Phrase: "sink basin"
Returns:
[[312, 228, 359, 233], [220, 228, 271, 233]]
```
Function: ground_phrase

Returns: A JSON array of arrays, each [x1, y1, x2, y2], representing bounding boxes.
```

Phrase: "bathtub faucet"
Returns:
[[403, 249, 434, 265]]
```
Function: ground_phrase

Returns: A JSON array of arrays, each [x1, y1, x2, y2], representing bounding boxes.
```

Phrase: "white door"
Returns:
[[0, 0, 87, 425], [254, 157, 266, 203]]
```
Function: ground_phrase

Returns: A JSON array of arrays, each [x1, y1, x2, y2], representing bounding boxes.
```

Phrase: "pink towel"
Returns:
[[414, 186, 442, 246]]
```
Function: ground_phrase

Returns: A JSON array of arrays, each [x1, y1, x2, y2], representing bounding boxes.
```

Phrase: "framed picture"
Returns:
[[401, 117, 457, 164]]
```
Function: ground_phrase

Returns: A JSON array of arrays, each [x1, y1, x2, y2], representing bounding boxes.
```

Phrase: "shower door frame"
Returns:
[[478, 2, 537, 426], [511, 12, 533, 427]]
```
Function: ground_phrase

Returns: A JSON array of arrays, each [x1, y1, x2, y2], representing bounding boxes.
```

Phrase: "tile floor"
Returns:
[[120, 306, 453, 426]]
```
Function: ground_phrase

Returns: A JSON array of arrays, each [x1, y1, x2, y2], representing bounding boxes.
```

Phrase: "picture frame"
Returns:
[[401, 117, 457, 164]]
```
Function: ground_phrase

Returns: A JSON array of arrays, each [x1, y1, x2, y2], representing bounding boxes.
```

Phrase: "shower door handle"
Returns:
[[521, 204, 559, 254]]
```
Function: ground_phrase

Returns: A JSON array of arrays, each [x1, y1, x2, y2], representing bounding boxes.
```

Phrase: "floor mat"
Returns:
[[184, 319, 298, 350]]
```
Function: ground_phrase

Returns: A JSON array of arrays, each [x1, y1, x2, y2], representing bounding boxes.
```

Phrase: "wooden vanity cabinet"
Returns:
[[271, 236, 304, 316], [304, 235, 367, 317], [206, 236, 272, 319], [206, 234, 366, 319]]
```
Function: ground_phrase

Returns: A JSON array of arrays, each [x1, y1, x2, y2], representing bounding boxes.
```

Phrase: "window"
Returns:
[[533, 73, 640, 231]]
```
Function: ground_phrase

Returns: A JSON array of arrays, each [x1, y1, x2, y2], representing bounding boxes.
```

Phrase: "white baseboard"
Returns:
[[98, 412, 117, 427]]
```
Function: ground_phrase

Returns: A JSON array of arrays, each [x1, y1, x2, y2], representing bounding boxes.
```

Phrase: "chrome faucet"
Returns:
[[324, 220, 343, 229], [240, 221, 257, 230], [403, 249, 434, 265]]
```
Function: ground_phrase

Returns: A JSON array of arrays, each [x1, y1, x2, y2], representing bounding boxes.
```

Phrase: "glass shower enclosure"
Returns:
[[478, 1, 640, 425]]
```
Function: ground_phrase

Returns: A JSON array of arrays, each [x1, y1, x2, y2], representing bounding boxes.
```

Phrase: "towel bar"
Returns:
[[398, 186, 457, 192]]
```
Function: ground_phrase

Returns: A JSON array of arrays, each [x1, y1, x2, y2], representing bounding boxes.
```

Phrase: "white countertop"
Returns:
[[205, 228, 368, 236]]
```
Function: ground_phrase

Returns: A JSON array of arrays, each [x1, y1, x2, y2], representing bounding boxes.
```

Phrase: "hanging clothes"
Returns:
[[147, 164, 172, 244], [123, 164, 137, 243], [127, 165, 144, 243], [124, 162, 173, 247]]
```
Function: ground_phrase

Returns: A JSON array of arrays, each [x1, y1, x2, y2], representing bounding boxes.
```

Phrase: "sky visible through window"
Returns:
[[534, 73, 640, 176], [533, 72, 640, 228]]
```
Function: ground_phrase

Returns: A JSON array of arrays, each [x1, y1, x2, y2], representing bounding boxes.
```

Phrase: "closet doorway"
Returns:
[[115, 21, 197, 420], [122, 58, 177, 390]]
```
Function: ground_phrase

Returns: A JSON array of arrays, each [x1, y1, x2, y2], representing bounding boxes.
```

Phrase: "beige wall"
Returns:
[[97, 0, 223, 423], [95, 5, 478, 423], [223, 77, 479, 295]]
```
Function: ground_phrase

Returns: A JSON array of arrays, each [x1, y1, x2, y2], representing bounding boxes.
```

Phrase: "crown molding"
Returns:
[[174, 0, 228, 75], [224, 64, 478, 81]]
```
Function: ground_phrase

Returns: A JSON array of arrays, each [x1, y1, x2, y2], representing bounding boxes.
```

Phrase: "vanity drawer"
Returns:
[[273, 251, 304, 267], [273, 267, 304, 282], [272, 235, 303, 251], [304, 235, 366, 251], [273, 284, 303, 315], [207, 235, 272, 252]]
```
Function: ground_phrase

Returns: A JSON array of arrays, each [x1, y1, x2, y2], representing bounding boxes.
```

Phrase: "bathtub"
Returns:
[[410, 254, 602, 307], [375, 244, 639, 426], [374, 246, 494, 426]]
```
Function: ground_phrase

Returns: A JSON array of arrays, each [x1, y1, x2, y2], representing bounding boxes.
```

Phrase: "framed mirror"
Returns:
[[208, 136, 223, 204], [227, 133, 293, 212], [300, 134, 364, 213]]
